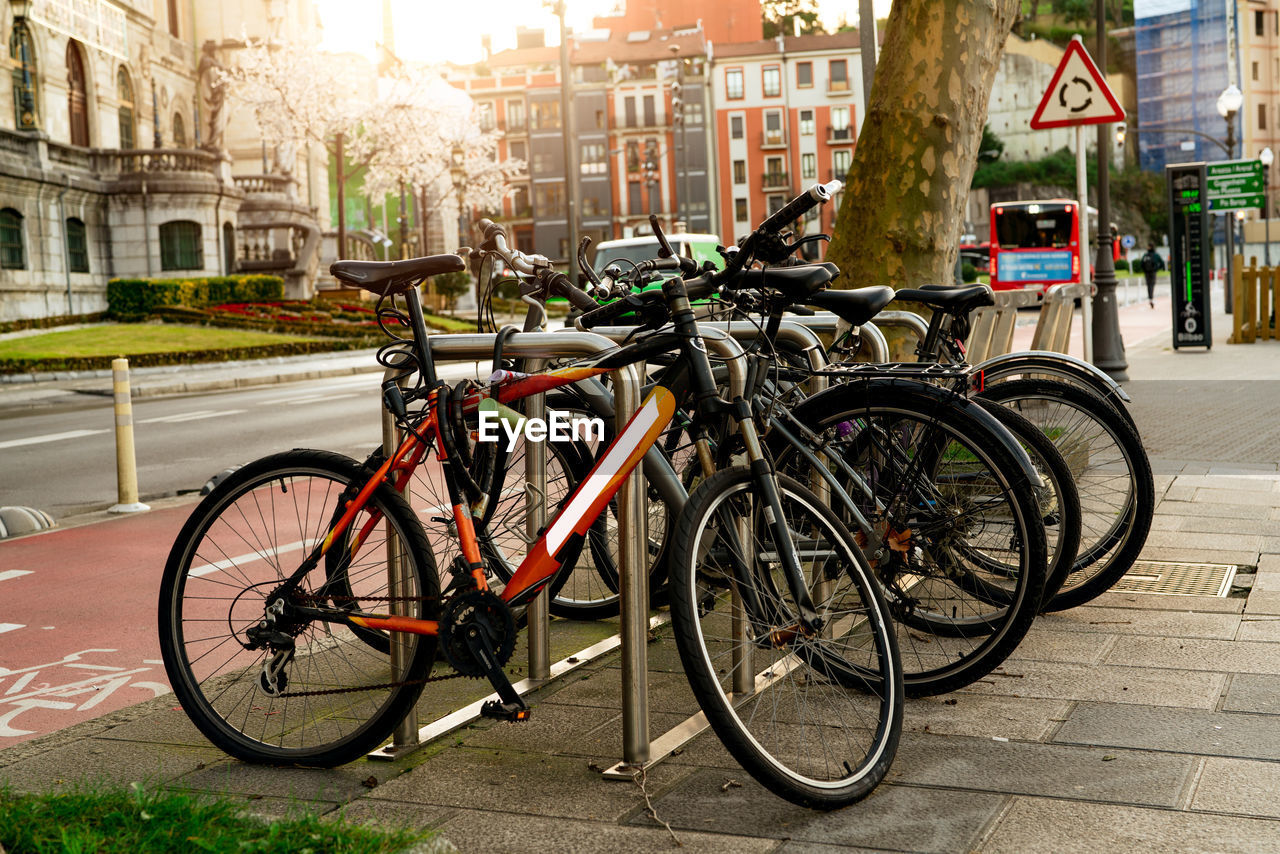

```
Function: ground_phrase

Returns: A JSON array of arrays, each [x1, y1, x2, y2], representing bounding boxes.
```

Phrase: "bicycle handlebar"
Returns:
[[757, 180, 843, 236]]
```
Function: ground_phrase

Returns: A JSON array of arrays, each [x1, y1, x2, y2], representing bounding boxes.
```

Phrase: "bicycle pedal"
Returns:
[[480, 699, 531, 722]]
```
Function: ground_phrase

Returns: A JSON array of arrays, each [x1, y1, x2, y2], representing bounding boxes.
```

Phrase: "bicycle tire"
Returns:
[[767, 380, 1047, 697], [979, 378, 1154, 611], [668, 467, 903, 809], [976, 400, 1083, 609], [159, 449, 439, 766]]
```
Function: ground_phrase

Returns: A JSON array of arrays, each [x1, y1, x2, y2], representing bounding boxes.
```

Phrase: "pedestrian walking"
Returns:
[[1141, 243, 1165, 308]]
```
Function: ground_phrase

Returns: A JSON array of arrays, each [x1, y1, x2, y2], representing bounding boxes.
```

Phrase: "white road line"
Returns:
[[138, 409, 247, 424], [0, 429, 107, 450], [255, 392, 359, 406], [0, 571, 33, 583], [0, 624, 23, 635], [190, 538, 310, 577]]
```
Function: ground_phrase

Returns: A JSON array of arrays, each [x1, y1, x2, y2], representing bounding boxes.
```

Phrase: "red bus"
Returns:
[[989, 200, 1096, 292]]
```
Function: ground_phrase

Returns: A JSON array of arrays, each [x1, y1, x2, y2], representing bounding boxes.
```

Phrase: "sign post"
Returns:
[[1167, 162, 1212, 349], [1029, 36, 1125, 366]]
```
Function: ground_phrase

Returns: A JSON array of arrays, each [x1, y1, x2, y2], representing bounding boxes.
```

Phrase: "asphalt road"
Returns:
[[0, 374, 391, 519]]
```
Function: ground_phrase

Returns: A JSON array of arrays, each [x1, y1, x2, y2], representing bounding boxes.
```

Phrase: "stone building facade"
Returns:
[[1, 0, 327, 322]]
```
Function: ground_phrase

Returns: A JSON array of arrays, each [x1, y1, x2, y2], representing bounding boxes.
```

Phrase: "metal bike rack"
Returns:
[[368, 331, 645, 761], [572, 326, 752, 777], [776, 312, 892, 363]]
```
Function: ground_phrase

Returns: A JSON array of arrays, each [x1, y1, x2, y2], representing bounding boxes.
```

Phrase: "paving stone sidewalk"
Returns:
[[3, 298, 1279, 852]]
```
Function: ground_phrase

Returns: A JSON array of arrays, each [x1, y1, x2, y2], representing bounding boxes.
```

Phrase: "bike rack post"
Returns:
[[522, 356, 551, 681], [369, 331, 643, 761], [577, 326, 750, 776]]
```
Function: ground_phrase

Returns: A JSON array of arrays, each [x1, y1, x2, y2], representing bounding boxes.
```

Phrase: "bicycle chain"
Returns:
[[273, 591, 467, 697]]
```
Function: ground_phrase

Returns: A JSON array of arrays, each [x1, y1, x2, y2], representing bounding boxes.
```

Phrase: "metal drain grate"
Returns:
[[1110, 561, 1237, 597]]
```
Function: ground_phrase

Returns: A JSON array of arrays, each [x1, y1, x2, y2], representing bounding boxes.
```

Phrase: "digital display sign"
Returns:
[[1166, 163, 1212, 349], [994, 250, 1075, 283]]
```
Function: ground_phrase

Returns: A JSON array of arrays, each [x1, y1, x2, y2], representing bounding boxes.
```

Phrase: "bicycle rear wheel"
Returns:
[[980, 379, 1153, 611], [668, 467, 903, 810], [159, 449, 438, 766]]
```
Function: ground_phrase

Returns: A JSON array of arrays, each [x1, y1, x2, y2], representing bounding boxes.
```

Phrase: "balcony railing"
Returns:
[[94, 148, 221, 176], [827, 126, 853, 143], [762, 171, 790, 189], [233, 174, 293, 195], [760, 130, 788, 148], [827, 79, 851, 94]]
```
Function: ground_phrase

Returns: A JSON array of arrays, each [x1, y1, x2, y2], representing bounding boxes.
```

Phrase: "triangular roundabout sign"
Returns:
[[1030, 35, 1125, 129]]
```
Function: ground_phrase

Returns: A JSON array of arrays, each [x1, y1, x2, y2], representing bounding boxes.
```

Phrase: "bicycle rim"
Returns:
[[669, 468, 902, 809], [159, 450, 438, 766]]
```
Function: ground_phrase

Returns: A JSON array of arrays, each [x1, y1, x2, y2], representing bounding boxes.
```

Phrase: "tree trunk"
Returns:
[[826, 0, 1020, 289]]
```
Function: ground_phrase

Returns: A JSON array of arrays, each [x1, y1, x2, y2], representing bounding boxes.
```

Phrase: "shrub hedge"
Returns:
[[107, 275, 284, 320], [0, 338, 375, 375]]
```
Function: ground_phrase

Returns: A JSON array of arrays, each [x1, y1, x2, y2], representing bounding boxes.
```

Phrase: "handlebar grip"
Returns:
[[757, 180, 843, 235], [543, 270, 600, 312], [475, 218, 506, 242], [577, 296, 641, 330]]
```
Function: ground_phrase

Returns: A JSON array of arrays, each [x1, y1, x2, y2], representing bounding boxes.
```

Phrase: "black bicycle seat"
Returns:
[[894, 284, 994, 315], [804, 286, 895, 327], [330, 254, 466, 296], [738, 263, 839, 301]]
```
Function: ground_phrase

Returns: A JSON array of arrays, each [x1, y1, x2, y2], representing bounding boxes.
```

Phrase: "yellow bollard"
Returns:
[[108, 357, 149, 513]]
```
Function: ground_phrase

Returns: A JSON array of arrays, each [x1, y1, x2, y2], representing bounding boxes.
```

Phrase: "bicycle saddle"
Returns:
[[330, 254, 466, 296], [894, 284, 994, 315], [738, 263, 838, 301], [804, 286, 895, 327]]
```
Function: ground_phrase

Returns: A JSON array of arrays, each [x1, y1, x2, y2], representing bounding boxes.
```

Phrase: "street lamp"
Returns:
[[1260, 146, 1274, 267], [1216, 84, 1244, 312], [449, 144, 478, 331]]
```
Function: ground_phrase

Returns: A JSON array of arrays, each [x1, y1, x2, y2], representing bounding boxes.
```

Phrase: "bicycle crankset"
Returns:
[[439, 590, 517, 677]]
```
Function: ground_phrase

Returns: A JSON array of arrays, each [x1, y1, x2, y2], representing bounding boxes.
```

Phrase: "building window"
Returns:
[[168, 0, 180, 38], [801, 152, 816, 180], [726, 68, 744, 100], [763, 65, 781, 97], [534, 183, 564, 215], [683, 100, 703, 125], [172, 112, 186, 147], [1257, 9, 1266, 35], [509, 139, 527, 163], [833, 148, 852, 178], [117, 67, 135, 148], [160, 220, 202, 271], [733, 159, 746, 184], [764, 110, 783, 145], [799, 109, 814, 136], [626, 140, 640, 171], [734, 198, 748, 222], [1261, 103, 1268, 131], [222, 222, 235, 274], [829, 59, 848, 92], [730, 115, 744, 139], [532, 151, 554, 173], [477, 102, 495, 132], [0, 209, 24, 269], [1254, 61, 1260, 82], [628, 182, 643, 215], [643, 94, 656, 126], [531, 100, 561, 129], [767, 194, 786, 216], [580, 142, 607, 174], [506, 99, 525, 131], [66, 42, 90, 147], [796, 61, 813, 88], [830, 105, 851, 141], [9, 23, 38, 130], [66, 217, 89, 273], [624, 96, 637, 127]]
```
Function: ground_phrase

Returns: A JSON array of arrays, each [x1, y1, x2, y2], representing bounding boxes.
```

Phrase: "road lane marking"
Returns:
[[255, 392, 359, 406], [190, 538, 310, 577], [138, 409, 247, 424], [0, 624, 23, 635], [0, 429, 106, 450], [0, 571, 32, 583]]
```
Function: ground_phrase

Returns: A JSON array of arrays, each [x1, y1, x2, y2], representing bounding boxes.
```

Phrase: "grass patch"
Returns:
[[0, 324, 318, 361], [0, 783, 431, 854], [422, 313, 477, 333]]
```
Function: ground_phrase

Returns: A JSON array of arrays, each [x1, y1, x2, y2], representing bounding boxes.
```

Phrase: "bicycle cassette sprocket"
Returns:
[[439, 589, 517, 677]]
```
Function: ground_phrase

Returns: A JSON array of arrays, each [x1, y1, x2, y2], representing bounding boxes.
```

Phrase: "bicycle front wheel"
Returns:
[[668, 467, 903, 810], [159, 450, 439, 766]]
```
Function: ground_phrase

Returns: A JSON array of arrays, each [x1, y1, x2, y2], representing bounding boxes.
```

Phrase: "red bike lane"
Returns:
[[0, 501, 198, 747]]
